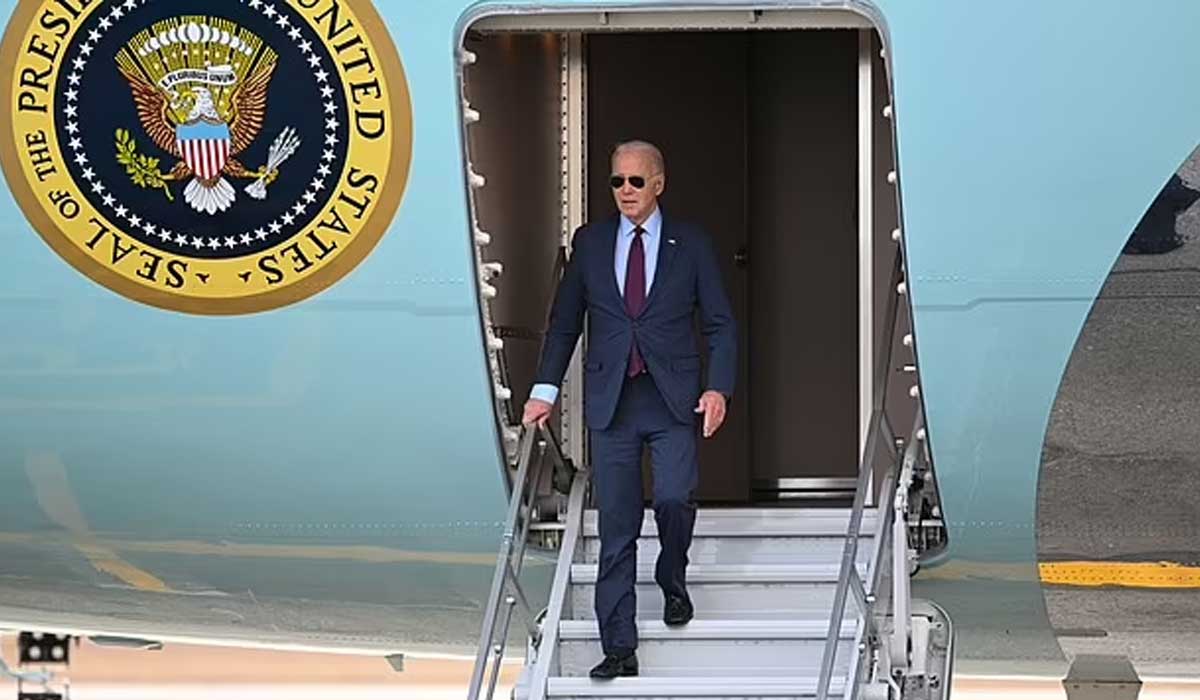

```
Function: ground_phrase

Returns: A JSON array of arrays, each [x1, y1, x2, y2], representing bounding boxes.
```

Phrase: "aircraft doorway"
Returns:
[[461, 11, 906, 505]]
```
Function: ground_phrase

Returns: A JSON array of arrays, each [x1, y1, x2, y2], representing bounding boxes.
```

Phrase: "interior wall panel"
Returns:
[[748, 30, 860, 487]]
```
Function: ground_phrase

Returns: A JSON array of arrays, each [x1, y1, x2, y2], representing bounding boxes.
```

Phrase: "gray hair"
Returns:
[[611, 140, 665, 175]]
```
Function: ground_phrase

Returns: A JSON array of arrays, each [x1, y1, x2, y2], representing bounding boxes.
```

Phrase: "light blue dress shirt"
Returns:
[[529, 207, 662, 405]]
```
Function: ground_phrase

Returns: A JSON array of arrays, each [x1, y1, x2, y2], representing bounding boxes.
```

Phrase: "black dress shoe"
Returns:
[[663, 594, 694, 626], [589, 650, 638, 679]]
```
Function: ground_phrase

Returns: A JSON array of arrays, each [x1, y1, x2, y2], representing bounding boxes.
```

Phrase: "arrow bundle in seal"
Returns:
[[245, 126, 301, 200]]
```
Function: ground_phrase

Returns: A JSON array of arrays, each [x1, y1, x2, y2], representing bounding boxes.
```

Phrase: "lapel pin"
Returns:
[[668, 238, 676, 245]]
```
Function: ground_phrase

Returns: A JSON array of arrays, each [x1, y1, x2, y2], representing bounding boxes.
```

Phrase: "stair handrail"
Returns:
[[468, 423, 576, 700], [815, 254, 905, 700], [816, 409, 895, 700]]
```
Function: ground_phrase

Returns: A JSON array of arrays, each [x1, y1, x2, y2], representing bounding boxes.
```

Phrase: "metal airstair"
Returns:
[[544, 504, 876, 699], [467, 254, 954, 700], [468, 424, 951, 699]]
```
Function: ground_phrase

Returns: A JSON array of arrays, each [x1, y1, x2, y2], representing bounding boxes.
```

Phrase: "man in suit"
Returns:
[[523, 140, 737, 679]]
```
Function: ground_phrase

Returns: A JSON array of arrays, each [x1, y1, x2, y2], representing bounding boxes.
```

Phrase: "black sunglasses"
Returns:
[[610, 175, 647, 189]]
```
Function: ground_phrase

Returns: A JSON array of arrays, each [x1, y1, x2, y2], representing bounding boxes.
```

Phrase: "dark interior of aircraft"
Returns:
[[463, 28, 912, 505]]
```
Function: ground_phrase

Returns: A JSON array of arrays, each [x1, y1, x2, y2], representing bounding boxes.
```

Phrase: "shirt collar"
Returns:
[[620, 206, 661, 240]]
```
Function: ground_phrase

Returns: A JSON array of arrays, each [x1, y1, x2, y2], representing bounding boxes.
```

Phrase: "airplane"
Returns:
[[1, 0, 1199, 698]]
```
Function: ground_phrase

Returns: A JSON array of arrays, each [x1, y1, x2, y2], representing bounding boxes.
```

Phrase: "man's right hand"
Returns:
[[522, 398, 553, 427]]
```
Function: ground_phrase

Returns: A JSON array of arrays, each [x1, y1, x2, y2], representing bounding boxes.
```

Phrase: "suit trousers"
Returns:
[[590, 373, 699, 654]]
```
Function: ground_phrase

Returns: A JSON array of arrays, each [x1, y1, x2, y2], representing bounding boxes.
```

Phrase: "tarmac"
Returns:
[[1036, 154, 1200, 676]]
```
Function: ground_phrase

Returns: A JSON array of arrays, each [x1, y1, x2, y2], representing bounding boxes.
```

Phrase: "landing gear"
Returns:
[[1, 632, 73, 700]]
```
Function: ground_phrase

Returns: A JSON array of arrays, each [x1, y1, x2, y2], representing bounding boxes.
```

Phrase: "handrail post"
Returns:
[[467, 427, 541, 700], [468, 429, 535, 700], [526, 464, 589, 700], [818, 252, 921, 700], [468, 423, 580, 700], [890, 484, 911, 671], [816, 410, 882, 700], [889, 410, 923, 675]]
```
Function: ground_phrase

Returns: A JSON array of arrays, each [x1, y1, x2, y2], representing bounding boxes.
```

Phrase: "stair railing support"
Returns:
[[819, 250, 936, 700], [889, 410, 923, 675], [467, 424, 576, 700], [816, 408, 892, 700]]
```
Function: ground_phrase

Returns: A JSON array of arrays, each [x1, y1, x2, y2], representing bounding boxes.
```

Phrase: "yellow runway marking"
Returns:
[[919, 559, 1200, 589], [1039, 561, 1200, 589], [0, 527, 1195, 587], [73, 541, 171, 593], [25, 451, 90, 533], [114, 540, 510, 566], [24, 451, 174, 593], [74, 536, 171, 591], [0, 530, 515, 568]]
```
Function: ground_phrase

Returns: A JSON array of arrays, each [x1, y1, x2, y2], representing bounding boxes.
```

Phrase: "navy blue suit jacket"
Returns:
[[534, 213, 737, 431]]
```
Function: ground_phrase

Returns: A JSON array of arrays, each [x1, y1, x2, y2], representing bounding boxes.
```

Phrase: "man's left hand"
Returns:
[[694, 390, 727, 438]]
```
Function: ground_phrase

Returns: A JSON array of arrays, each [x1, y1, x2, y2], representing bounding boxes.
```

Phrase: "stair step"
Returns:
[[559, 618, 856, 641], [556, 639, 855, 679], [568, 581, 855, 621], [556, 619, 858, 678], [546, 676, 845, 698], [570, 562, 864, 585], [582, 508, 878, 539], [580, 535, 873, 566]]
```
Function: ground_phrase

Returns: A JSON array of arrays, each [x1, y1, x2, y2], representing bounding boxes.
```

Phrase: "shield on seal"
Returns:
[[175, 121, 232, 181]]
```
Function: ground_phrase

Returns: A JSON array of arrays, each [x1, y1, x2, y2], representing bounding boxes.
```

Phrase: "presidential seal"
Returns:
[[0, 0, 412, 314]]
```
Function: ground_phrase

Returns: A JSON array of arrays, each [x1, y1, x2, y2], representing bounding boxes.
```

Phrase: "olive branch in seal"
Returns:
[[114, 128, 173, 201]]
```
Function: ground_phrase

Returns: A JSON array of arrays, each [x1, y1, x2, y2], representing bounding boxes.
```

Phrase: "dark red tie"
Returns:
[[625, 226, 646, 376]]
